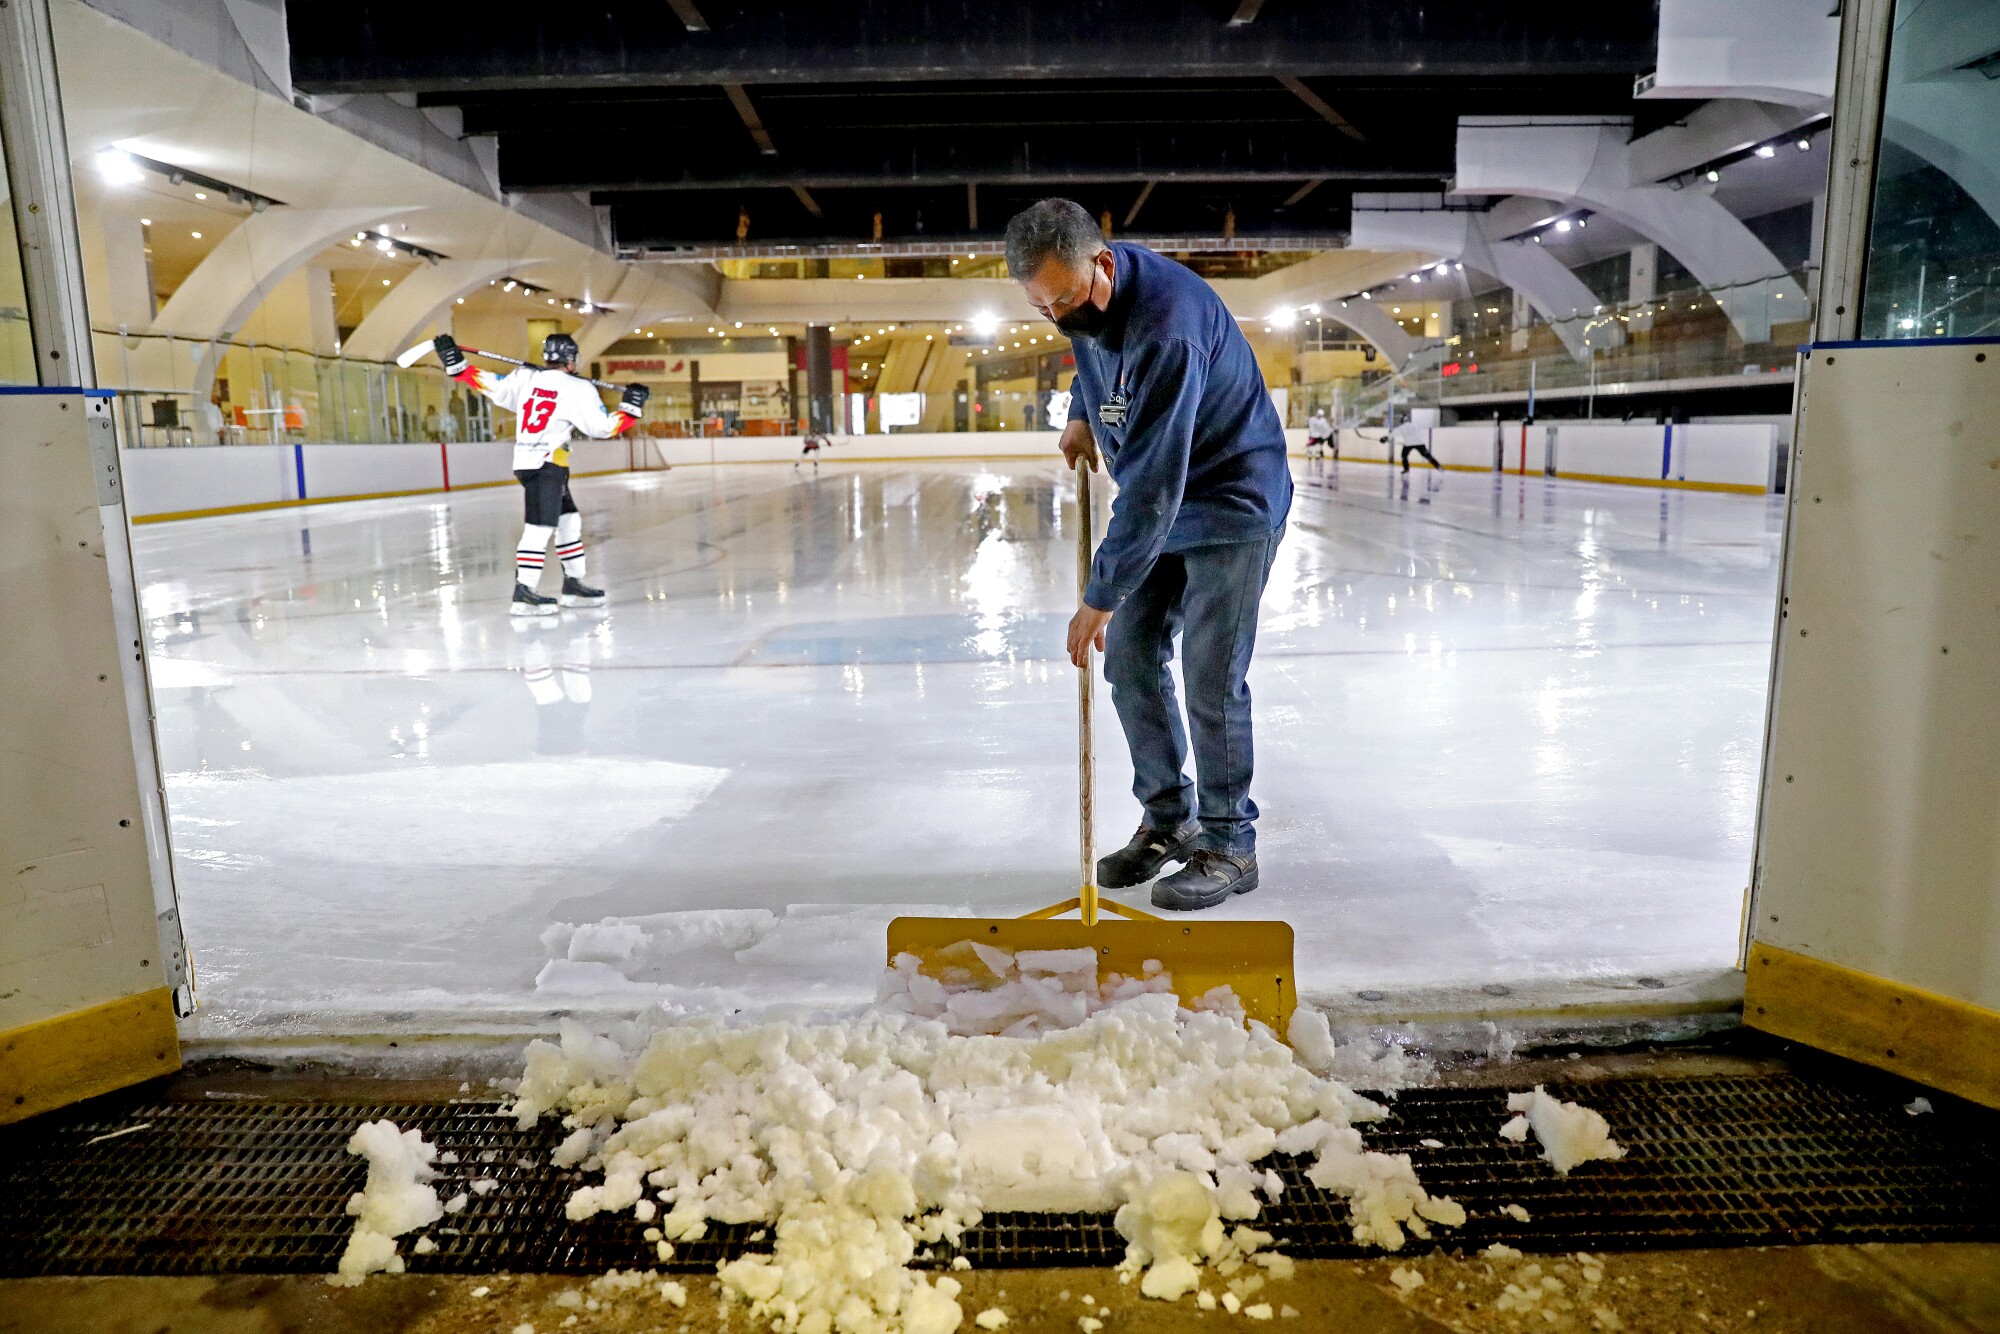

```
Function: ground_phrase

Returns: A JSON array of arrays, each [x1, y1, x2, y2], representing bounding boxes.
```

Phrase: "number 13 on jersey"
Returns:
[[521, 388, 559, 434]]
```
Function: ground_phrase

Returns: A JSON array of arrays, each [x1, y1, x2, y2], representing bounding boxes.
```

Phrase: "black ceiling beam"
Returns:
[[603, 180, 1381, 250], [286, 1, 1658, 94], [437, 74, 1641, 139], [501, 131, 1447, 194]]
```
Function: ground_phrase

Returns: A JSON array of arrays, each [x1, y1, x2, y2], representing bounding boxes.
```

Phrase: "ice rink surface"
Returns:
[[134, 456, 1785, 1035]]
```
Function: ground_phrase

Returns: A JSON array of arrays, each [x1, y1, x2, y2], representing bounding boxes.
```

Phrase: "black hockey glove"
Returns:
[[433, 334, 467, 377], [620, 383, 651, 414]]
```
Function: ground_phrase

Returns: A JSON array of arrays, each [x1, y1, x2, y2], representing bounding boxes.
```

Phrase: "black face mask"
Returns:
[[1054, 301, 1111, 339], [1052, 263, 1112, 338]]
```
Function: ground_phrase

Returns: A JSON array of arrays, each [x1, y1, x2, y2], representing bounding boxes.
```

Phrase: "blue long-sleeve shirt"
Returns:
[[1067, 243, 1292, 610]]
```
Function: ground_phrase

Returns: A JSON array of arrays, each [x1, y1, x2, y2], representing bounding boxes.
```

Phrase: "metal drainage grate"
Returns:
[[2, 1072, 1996, 1277]]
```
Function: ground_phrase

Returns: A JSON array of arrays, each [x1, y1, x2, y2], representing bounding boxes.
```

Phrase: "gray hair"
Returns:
[[1004, 198, 1105, 280]]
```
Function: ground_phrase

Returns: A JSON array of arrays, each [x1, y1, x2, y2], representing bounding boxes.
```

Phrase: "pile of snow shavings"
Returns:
[[329, 1120, 442, 1286], [505, 945, 1464, 1333], [1500, 1085, 1626, 1175]]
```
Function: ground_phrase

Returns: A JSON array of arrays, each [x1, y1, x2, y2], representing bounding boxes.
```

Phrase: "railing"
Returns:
[[94, 330, 509, 448], [1298, 267, 1815, 428]]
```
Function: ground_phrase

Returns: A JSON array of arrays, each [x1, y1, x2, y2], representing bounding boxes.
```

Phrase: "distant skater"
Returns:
[[797, 433, 828, 470], [1306, 408, 1334, 460], [1396, 422, 1442, 474], [434, 332, 648, 616]]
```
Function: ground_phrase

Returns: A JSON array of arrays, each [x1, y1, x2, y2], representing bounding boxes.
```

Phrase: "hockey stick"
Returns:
[[393, 338, 626, 393]]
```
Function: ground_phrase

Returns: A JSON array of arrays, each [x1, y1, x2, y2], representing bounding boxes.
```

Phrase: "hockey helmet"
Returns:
[[542, 332, 580, 367]]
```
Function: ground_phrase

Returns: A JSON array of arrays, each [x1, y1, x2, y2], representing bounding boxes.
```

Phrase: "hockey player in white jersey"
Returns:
[[433, 331, 648, 615]]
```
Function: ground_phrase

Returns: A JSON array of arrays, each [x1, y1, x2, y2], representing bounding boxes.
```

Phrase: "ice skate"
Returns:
[[559, 576, 606, 609], [511, 582, 559, 617]]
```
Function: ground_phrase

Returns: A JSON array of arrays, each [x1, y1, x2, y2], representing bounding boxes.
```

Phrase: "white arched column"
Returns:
[[151, 206, 410, 341], [1219, 251, 1425, 368], [152, 206, 414, 413], [1350, 201, 1619, 361], [1314, 298, 1418, 369], [574, 265, 723, 365], [341, 257, 531, 362], [1454, 117, 1807, 343]]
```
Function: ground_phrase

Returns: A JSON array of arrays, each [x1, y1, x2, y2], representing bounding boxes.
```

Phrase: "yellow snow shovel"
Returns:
[[887, 451, 1297, 1035]]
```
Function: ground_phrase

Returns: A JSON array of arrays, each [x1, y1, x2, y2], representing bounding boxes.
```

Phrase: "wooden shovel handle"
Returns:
[[1077, 461, 1098, 926]]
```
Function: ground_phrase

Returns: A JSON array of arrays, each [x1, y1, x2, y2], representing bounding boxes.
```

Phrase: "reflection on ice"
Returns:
[[133, 460, 1785, 1036]]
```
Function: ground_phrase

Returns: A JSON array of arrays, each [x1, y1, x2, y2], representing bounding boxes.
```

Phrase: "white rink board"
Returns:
[[1556, 424, 1673, 482], [1753, 341, 2000, 1007], [121, 433, 1069, 519], [121, 420, 1775, 523], [1674, 423, 1778, 489]]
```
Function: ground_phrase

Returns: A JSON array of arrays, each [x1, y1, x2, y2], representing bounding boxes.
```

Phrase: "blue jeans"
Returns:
[[1102, 526, 1284, 856]]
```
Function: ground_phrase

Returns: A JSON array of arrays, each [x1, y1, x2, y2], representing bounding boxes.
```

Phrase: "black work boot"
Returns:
[[1097, 821, 1201, 889], [1151, 850, 1259, 911]]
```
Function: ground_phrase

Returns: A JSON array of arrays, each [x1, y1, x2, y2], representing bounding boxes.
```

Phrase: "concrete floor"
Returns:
[[135, 458, 1783, 1039], [6, 1244, 1996, 1333]]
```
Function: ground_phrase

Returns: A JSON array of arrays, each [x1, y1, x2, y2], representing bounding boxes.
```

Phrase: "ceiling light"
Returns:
[[139, 217, 151, 226], [1555, 219, 1572, 233], [1392, 307, 1401, 314], [1754, 144, 1776, 158], [1360, 291, 1371, 300], [1796, 138, 1811, 151], [94, 150, 144, 185], [194, 191, 207, 200], [503, 281, 516, 292], [1410, 273, 1423, 283], [971, 310, 999, 336], [1706, 168, 1721, 183], [456, 297, 465, 304], [1533, 234, 1543, 243], [1267, 307, 1297, 329], [382, 278, 392, 286], [1575, 219, 1585, 229], [547, 297, 555, 304], [190, 230, 202, 239]]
